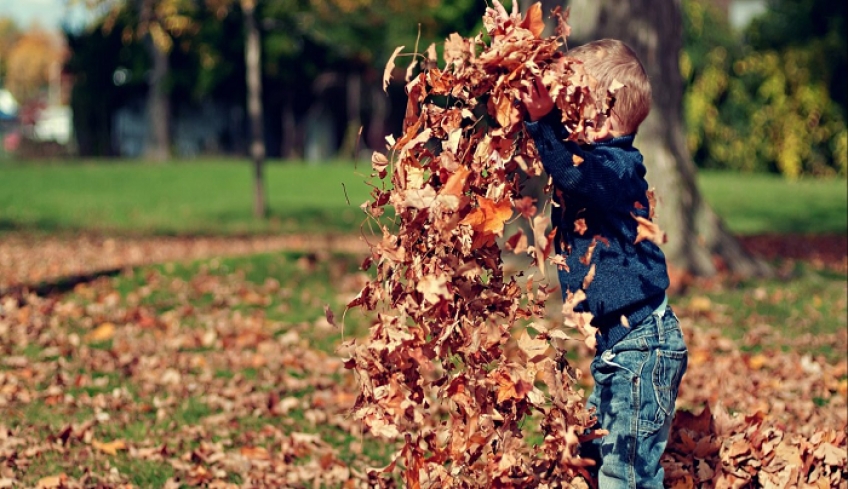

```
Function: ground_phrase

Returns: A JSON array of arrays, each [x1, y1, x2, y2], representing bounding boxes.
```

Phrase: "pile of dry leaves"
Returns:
[[345, 2, 620, 486]]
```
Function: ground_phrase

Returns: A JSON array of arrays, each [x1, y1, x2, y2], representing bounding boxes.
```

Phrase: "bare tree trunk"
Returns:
[[282, 92, 296, 159], [367, 83, 388, 152], [566, 0, 769, 277], [242, 0, 266, 218], [340, 71, 362, 158], [138, 0, 170, 162]]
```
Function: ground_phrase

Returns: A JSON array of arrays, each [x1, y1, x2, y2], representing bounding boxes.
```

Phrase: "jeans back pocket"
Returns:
[[652, 349, 688, 423]]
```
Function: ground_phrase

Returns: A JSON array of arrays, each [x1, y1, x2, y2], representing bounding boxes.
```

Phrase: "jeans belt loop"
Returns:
[[654, 294, 668, 319]]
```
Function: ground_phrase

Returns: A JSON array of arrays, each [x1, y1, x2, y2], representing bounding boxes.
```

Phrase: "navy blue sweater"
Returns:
[[525, 111, 669, 352]]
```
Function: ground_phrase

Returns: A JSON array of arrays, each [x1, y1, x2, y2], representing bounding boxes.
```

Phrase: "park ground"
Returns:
[[0, 161, 846, 487]]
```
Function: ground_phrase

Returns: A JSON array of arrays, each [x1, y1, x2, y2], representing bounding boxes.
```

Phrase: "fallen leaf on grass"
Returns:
[[92, 439, 127, 455], [85, 322, 115, 342], [36, 474, 68, 489]]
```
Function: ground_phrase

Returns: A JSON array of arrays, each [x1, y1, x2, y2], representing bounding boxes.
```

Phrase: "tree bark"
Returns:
[[242, 0, 266, 218], [138, 0, 170, 162], [282, 92, 297, 159], [339, 71, 362, 159], [566, 0, 769, 277]]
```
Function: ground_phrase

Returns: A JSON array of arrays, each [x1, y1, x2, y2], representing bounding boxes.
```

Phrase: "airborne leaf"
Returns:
[[383, 46, 405, 92]]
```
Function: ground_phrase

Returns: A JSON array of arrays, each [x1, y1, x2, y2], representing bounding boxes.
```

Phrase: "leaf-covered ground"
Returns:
[[0, 233, 845, 487]]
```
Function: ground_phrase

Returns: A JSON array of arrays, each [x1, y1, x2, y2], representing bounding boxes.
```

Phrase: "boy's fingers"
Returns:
[[534, 76, 547, 94], [493, 0, 508, 19]]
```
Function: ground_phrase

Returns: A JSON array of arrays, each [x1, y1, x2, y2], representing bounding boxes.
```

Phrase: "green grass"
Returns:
[[0, 159, 375, 235], [0, 159, 844, 236], [697, 170, 848, 235]]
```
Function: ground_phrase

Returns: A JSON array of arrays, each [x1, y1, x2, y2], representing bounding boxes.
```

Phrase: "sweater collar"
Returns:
[[591, 133, 635, 148]]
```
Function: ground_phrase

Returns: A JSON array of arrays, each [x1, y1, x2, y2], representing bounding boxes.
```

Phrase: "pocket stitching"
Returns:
[[652, 349, 687, 422]]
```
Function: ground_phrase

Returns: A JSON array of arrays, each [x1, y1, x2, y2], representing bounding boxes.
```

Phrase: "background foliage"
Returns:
[[682, 0, 847, 178]]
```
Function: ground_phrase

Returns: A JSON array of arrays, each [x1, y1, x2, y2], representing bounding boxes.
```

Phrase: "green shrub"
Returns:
[[682, 0, 847, 178]]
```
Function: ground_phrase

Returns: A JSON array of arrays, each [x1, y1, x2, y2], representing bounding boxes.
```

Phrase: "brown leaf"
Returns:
[[633, 214, 667, 245], [323, 305, 337, 328], [574, 218, 587, 235], [460, 196, 513, 237], [517, 330, 549, 361], [383, 45, 405, 92]]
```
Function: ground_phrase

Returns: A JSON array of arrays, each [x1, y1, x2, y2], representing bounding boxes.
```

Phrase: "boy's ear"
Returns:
[[587, 117, 613, 142]]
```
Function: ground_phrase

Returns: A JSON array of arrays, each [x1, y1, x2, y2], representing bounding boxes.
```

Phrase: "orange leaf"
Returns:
[[36, 475, 67, 489], [494, 92, 520, 128], [482, 197, 513, 236], [461, 196, 513, 237], [440, 167, 471, 197], [92, 439, 127, 456], [85, 322, 115, 342], [520, 2, 545, 38], [240, 446, 271, 460]]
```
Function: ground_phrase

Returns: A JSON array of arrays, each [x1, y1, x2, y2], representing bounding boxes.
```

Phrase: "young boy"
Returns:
[[520, 39, 688, 488]]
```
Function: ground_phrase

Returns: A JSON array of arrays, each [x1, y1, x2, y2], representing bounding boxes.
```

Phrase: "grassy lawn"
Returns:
[[0, 159, 375, 235], [0, 159, 844, 236], [697, 170, 848, 235]]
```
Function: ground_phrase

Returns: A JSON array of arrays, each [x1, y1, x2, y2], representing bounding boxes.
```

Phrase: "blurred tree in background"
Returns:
[[58, 0, 848, 179], [0, 18, 22, 86], [683, 0, 847, 178], [3, 26, 64, 106]]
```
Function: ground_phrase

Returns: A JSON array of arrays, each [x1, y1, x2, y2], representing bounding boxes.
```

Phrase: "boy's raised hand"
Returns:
[[520, 76, 555, 121]]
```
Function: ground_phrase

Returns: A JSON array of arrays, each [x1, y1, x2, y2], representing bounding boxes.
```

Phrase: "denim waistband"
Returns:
[[594, 293, 668, 352]]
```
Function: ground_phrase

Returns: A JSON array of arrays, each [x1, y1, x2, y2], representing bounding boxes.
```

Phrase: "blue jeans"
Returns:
[[583, 304, 688, 488]]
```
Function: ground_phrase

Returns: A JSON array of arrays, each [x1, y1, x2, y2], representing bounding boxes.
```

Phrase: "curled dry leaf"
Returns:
[[382, 46, 405, 92]]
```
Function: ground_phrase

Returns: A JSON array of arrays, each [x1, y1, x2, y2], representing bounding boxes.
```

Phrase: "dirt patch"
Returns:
[[738, 234, 847, 273]]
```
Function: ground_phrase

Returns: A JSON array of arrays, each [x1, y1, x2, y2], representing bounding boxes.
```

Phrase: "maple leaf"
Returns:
[[517, 330, 549, 361], [460, 196, 513, 238], [494, 370, 533, 403]]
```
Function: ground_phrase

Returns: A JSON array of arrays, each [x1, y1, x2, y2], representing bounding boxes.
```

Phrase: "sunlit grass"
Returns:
[[0, 159, 844, 236]]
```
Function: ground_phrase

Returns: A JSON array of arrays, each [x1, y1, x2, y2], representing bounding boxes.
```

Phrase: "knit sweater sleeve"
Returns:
[[524, 112, 643, 209]]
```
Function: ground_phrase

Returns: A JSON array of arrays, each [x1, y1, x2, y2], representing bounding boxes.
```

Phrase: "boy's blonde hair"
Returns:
[[567, 39, 652, 135]]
